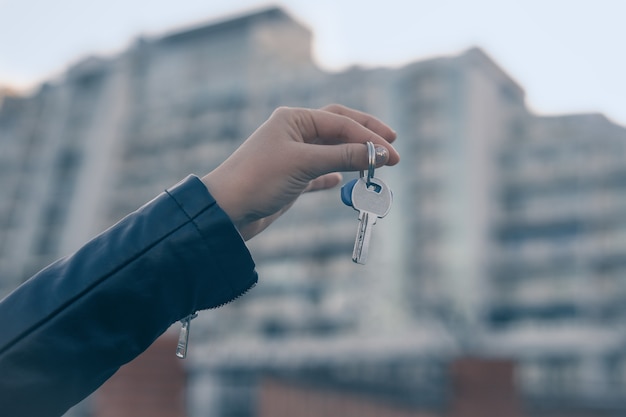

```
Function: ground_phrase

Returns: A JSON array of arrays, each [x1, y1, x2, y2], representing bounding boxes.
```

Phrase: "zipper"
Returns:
[[175, 282, 256, 359], [175, 313, 197, 358]]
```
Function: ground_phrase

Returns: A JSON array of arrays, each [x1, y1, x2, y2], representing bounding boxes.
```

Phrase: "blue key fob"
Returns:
[[341, 178, 358, 207]]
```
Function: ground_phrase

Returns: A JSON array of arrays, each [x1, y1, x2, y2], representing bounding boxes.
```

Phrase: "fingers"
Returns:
[[320, 104, 397, 143], [303, 173, 343, 193], [268, 105, 400, 177], [305, 107, 397, 148], [307, 142, 397, 176], [273, 105, 395, 146], [293, 108, 400, 163]]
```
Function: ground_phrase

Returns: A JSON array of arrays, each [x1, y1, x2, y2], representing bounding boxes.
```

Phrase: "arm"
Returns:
[[0, 104, 399, 416], [0, 175, 257, 416]]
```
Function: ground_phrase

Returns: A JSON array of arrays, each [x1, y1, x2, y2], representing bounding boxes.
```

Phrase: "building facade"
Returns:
[[2, 6, 626, 416]]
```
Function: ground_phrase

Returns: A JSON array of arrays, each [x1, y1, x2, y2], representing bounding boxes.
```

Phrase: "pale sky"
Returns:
[[1, 0, 625, 126]]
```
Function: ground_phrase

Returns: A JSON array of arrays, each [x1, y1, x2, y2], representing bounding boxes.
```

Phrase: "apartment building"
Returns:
[[2, 6, 626, 416]]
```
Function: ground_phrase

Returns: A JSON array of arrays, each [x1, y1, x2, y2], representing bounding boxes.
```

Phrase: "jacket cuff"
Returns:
[[165, 175, 258, 310]]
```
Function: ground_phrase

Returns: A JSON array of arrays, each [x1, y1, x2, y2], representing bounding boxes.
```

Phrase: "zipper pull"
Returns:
[[176, 313, 198, 359]]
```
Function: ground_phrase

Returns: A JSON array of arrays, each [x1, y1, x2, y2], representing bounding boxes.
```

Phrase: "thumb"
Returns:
[[312, 142, 391, 175]]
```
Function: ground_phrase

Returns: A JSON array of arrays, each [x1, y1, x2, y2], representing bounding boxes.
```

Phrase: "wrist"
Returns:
[[200, 172, 246, 231]]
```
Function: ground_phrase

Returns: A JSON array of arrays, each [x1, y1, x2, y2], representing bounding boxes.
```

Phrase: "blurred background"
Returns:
[[1, 1, 626, 417]]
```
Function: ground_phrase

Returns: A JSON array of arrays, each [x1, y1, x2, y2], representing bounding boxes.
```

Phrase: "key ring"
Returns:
[[358, 141, 376, 187], [366, 141, 376, 187]]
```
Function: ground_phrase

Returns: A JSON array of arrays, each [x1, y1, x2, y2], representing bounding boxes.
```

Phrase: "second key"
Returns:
[[351, 176, 393, 264]]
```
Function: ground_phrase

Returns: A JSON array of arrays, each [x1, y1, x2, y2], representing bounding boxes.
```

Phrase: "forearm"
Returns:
[[0, 175, 257, 417]]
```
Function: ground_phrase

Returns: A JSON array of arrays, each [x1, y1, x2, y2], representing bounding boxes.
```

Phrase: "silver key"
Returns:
[[351, 176, 393, 264]]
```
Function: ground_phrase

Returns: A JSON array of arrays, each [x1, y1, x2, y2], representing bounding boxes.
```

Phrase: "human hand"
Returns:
[[201, 104, 400, 240]]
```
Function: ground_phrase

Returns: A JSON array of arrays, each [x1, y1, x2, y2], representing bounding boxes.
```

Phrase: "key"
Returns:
[[350, 176, 393, 264]]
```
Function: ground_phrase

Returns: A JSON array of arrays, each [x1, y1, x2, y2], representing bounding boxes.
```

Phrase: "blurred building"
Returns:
[[2, 6, 626, 417], [486, 114, 626, 406]]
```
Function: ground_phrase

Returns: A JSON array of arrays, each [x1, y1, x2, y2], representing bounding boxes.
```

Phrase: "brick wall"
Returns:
[[94, 334, 187, 417], [258, 358, 524, 417], [448, 358, 523, 417], [258, 377, 438, 417], [92, 344, 523, 417]]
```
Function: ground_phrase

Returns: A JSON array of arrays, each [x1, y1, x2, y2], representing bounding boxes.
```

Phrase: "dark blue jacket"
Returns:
[[0, 175, 258, 416]]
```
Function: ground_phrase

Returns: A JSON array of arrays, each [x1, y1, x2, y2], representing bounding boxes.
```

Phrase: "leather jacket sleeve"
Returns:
[[0, 175, 258, 417]]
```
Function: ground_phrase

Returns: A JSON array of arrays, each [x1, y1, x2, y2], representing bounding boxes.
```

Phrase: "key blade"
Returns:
[[349, 177, 392, 265], [352, 211, 378, 264], [352, 211, 367, 264]]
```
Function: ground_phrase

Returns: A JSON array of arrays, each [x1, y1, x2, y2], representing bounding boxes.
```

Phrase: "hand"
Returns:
[[201, 104, 400, 240]]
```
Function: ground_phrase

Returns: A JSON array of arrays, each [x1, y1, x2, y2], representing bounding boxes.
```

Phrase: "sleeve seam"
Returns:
[[0, 210, 202, 356], [164, 188, 240, 302]]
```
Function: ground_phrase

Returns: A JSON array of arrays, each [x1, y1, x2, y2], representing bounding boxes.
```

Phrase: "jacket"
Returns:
[[0, 175, 258, 416]]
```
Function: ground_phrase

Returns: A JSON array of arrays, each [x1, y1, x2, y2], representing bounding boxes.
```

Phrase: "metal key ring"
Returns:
[[366, 141, 376, 186]]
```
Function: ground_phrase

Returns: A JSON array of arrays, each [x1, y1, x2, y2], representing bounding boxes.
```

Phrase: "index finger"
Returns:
[[320, 104, 397, 143], [296, 108, 400, 166]]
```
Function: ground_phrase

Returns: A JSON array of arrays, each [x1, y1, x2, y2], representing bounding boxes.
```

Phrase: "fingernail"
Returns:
[[375, 146, 389, 166]]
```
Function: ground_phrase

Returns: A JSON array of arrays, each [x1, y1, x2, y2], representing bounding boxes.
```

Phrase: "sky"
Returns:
[[1, 0, 625, 126]]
